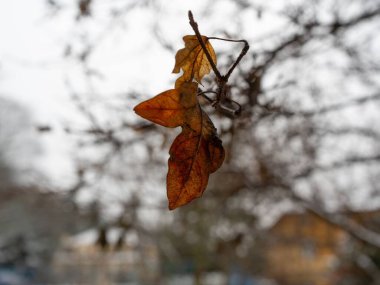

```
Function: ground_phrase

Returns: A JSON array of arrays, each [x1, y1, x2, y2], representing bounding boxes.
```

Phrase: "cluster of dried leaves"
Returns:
[[134, 34, 224, 210], [134, 12, 247, 210]]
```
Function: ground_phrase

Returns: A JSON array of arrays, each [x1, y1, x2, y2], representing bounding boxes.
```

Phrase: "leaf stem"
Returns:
[[198, 93, 214, 103], [197, 90, 217, 103]]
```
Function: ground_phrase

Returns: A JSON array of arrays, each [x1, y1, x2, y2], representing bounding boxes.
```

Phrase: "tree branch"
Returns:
[[188, 10, 222, 80]]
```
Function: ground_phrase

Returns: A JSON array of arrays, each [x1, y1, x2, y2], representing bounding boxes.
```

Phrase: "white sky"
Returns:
[[0, 0, 200, 186], [0, 0, 273, 187], [0, 0, 291, 221], [1, 0, 379, 216]]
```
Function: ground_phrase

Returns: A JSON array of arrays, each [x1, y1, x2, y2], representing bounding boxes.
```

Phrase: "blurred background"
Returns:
[[1, 0, 380, 284]]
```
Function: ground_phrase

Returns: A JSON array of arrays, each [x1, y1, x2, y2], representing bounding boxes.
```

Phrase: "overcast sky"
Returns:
[[1, 0, 379, 218], [0, 0, 205, 186], [0, 0, 274, 187]]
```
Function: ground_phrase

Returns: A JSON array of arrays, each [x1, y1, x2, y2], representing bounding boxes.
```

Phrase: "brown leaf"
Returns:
[[167, 125, 224, 210], [201, 112, 225, 173], [165, 85, 224, 209], [172, 35, 216, 88]]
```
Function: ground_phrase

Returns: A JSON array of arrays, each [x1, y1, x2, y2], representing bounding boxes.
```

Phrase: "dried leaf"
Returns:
[[134, 82, 225, 210], [133, 82, 198, 128], [172, 35, 216, 88], [167, 118, 224, 210], [133, 89, 184, 128]]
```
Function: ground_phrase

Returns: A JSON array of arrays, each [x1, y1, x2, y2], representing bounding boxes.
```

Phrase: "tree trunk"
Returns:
[[194, 268, 203, 285]]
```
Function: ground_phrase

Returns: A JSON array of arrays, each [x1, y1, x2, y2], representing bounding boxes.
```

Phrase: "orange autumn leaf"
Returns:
[[133, 89, 185, 128], [172, 35, 217, 88], [134, 82, 225, 210], [133, 82, 198, 128]]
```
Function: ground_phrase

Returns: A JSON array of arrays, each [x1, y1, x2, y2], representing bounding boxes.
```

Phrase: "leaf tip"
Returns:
[[133, 103, 140, 114], [168, 203, 177, 211], [168, 199, 188, 210]]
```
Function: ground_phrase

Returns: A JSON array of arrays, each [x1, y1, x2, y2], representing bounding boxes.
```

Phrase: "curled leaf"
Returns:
[[173, 35, 217, 88]]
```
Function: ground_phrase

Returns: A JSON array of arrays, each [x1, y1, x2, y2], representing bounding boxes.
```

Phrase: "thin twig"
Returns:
[[208, 37, 248, 44], [188, 10, 248, 117], [188, 10, 222, 80], [225, 42, 249, 81], [208, 36, 249, 81], [217, 98, 242, 117], [197, 91, 215, 103]]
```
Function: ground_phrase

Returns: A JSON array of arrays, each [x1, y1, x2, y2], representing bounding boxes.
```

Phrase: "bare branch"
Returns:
[[188, 10, 222, 80]]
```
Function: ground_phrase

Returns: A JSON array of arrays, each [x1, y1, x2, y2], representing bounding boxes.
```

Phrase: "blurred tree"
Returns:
[[40, 0, 380, 283], [0, 97, 39, 188], [0, 97, 94, 282]]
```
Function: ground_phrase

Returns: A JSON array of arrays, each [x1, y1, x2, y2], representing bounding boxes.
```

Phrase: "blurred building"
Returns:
[[0, 186, 88, 284], [52, 228, 160, 285], [263, 210, 380, 285], [50, 210, 380, 285]]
